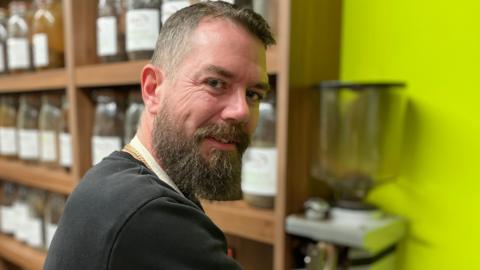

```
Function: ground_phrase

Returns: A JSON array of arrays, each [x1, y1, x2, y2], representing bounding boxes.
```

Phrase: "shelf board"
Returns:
[[0, 234, 46, 270], [202, 200, 275, 245], [0, 69, 67, 92], [0, 159, 75, 194], [75, 46, 279, 88]]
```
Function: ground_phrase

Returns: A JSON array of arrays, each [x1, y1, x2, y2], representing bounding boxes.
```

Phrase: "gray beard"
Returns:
[[152, 107, 250, 202]]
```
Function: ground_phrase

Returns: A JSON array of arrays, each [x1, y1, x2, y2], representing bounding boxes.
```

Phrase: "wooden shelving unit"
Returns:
[[0, 69, 67, 92], [0, 235, 45, 270], [0, 0, 342, 269]]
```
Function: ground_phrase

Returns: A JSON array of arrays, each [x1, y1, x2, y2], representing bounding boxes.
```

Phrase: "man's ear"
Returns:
[[141, 64, 165, 115]]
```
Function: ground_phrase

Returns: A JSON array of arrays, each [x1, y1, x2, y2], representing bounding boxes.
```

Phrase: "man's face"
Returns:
[[152, 19, 269, 201]]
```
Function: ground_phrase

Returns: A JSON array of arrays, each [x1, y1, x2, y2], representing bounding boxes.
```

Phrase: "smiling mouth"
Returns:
[[205, 137, 237, 151]]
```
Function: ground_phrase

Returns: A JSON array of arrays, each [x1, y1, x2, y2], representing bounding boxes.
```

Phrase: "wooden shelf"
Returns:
[[0, 159, 75, 194], [0, 234, 46, 270], [74, 46, 279, 88], [0, 69, 67, 92], [203, 200, 275, 245]]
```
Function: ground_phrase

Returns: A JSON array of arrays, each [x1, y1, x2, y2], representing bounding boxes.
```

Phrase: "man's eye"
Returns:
[[246, 90, 265, 103], [206, 79, 226, 90]]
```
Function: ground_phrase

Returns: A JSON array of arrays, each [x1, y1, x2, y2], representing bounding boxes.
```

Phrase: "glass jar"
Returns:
[[39, 93, 62, 168], [32, 0, 64, 70], [13, 185, 29, 243], [0, 8, 8, 75], [0, 94, 18, 159], [125, 0, 161, 60], [58, 94, 72, 170], [25, 188, 46, 249], [7, 1, 31, 73], [97, 0, 126, 63], [242, 92, 277, 208], [44, 193, 66, 249], [0, 182, 17, 236], [92, 89, 124, 165], [124, 90, 143, 143], [17, 94, 41, 164]]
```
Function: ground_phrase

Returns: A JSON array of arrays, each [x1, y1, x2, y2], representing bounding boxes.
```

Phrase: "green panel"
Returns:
[[341, 0, 480, 269]]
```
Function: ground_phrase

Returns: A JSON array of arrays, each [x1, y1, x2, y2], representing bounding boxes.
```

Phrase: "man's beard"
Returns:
[[152, 107, 250, 201]]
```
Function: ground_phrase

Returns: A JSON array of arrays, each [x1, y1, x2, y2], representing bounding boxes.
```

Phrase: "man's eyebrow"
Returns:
[[205, 65, 235, 79]]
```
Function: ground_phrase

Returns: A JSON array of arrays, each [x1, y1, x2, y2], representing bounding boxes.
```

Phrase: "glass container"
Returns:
[[0, 95, 18, 159], [125, 0, 161, 60], [17, 94, 41, 164], [0, 8, 8, 74], [39, 93, 62, 168], [7, 1, 31, 73], [58, 94, 72, 170], [124, 90, 143, 143], [161, 0, 192, 24], [0, 182, 17, 236], [12, 186, 29, 243], [44, 193, 66, 249], [97, 0, 126, 62], [311, 81, 406, 209], [242, 92, 277, 208], [31, 0, 64, 70], [92, 89, 124, 165], [25, 188, 46, 249]]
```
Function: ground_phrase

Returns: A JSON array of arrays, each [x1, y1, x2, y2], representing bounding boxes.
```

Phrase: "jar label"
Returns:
[[97, 16, 118, 56], [0, 127, 17, 155], [0, 43, 5, 72], [126, 9, 160, 52], [40, 131, 57, 162], [26, 217, 43, 248], [46, 222, 58, 249], [33, 33, 49, 68], [13, 202, 29, 241], [7, 38, 30, 69], [162, 1, 190, 24], [0, 206, 15, 234], [19, 129, 40, 160], [92, 136, 122, 165], [60, 132, 72, 167], [241, 147, 278, 195]]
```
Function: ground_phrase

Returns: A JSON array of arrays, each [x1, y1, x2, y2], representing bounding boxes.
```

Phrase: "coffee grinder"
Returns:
[[287, 81, 408, 270]]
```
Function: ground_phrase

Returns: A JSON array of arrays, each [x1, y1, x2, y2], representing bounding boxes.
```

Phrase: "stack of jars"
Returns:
[[0, 92, 72, 170], [91, 88, 143, 165], [96, 0, 277, 63], [0, 0, 64, 75], [0, 180, 67, 250]]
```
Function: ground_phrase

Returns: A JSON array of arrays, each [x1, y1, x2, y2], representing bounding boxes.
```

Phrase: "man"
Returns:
[[44, 1, 275, 269]]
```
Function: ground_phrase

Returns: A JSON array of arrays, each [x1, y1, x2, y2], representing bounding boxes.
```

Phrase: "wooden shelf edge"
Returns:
[[202, 200, 275, 245], [0, 69, 67, 92], [0, 234, 46, 270], [75, 46, 279, 88], [0, 159, 76, 194]]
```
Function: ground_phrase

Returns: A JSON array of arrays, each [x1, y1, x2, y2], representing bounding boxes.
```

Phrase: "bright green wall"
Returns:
[[341, 1, 480, 269]]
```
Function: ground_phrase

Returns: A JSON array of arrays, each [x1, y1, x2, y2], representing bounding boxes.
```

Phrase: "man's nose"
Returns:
[[221, 89, 250, 124]]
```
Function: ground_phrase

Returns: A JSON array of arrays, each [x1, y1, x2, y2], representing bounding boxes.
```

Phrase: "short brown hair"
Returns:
[[151, 1, 276, 75]]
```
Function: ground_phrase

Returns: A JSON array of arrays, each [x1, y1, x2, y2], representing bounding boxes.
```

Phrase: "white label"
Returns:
[[7, 38, 30, 69], [40, 131, 57, 162], [13, 202, 29, 241], [19, 129, 40, 160], [97, 16, 118, 56], [126, 9, 160, 52], [33, 33, 49, 67], [0, 127, 17, 155], [0, 43, 5, 72], [1, 206, 15, 234], [46, 222, 58, 249], [241, 147, 278, 196], [60, 132, 72, 167], [162, 1, 190, 24], [27, 217, 43, 248], [92, 136, 122, 165]]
